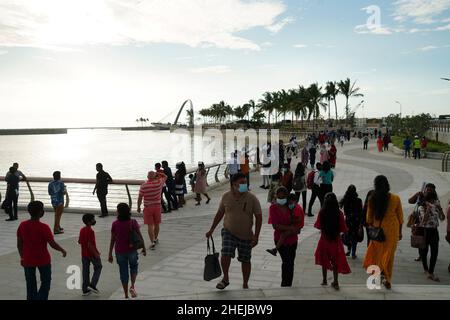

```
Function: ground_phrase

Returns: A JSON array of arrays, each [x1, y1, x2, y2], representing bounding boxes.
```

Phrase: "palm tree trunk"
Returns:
[[334, 98, 338, 121]]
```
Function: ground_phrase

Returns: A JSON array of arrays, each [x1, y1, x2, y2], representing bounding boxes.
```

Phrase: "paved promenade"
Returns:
[[0, 138, 449, 300]]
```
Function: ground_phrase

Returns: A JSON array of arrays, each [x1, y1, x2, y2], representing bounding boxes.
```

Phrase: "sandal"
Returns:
[[382, 280, 391, 290], [427, 274, 440, 282], [54, 230, 64, 235], [129, 287, 137, 298], [266, 248, 277, 256], [331, 282, 340, 290], [216, 280, 230, 290]]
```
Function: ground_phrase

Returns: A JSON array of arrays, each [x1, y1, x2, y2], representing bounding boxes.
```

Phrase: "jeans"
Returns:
[[308, 185, 320, 215], [162, 187, 177, 211], [97, 193, 108, 216], [318, 184, 333, 206], [295, 191, 307, 211], [419, 228, 439, 274], [414, 148, 421, 159], [404, 148, 411, 158], [277, 241, 298, 287], [24, 265, 51, 300], [5, 191, 18, 219], [363, 141, 368, 150], [82, 257, 103, 292], [116, 251, 139, 284], [347, 241, 358, 257]]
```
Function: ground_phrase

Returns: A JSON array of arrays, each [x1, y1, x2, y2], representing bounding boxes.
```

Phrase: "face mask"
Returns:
[[288, 204, 295, 210], [238, 184, 248, 193], [277, 198, 287, 206]]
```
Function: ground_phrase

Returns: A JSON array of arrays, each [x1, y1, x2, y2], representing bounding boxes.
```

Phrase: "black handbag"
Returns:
[[129, 220, 144, 250], [367, 214, 385, 242], [203, 237, 222, 281], [411, 226, 426, 249]]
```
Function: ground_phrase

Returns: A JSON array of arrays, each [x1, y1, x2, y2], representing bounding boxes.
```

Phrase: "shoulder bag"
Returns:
[[129, 220, 144, 250], [367, 213, 386, 242]]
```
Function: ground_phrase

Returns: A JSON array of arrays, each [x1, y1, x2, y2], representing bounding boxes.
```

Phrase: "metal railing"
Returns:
[[431, 119, 450, 133], [0, 162, 230, 213], [443, 152, 450, 172]]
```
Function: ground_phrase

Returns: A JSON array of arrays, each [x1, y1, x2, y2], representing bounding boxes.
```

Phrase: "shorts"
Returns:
[[143, 206, 161, 225], [116, 251, 138, 284], [221, 229, 252, 263]]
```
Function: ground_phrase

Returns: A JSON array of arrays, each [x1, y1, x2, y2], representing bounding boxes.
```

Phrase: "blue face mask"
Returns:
[[288, 204, 296, 210], [276, 198, 287, 206], [238, 184, 248, 193]]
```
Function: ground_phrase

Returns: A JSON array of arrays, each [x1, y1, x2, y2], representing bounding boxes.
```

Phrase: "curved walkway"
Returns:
[[0, 138, 449, 300]]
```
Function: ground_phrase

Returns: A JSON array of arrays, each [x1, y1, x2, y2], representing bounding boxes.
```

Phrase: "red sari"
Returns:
[[314, 211, 351, 274], [377, 138, 383, 152], [328, 145, 337, 167]]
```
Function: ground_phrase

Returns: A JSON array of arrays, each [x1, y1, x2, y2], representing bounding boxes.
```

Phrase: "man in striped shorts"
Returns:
[[137, 171, 167, 250]]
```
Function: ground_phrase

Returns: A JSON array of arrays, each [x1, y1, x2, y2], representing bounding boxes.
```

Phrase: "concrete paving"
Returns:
[[1, 138, 449, 300]]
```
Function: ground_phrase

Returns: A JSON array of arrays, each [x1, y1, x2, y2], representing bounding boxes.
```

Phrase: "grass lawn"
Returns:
[[391, 136, 450, 153]]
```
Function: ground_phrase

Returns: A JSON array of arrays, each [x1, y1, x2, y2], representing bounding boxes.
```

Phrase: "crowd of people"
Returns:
[[3, 134, 450, 300]]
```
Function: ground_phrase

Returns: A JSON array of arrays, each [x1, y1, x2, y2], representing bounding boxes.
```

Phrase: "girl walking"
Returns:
[[314, 193, 351, 290]]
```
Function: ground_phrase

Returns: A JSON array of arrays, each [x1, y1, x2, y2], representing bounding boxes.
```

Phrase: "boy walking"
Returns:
[[78, 214, 102, 296], [17, 201, 67, 300]]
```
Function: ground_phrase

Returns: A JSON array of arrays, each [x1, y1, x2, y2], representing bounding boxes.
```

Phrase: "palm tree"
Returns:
[[306, 83, 327, 131], [259, 92, 275, 127], [233, 106, 247, 121], [338, 78, 364, 124], [325, 81, 339, 121]]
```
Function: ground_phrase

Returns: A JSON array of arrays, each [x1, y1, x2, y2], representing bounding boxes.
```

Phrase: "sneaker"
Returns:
[[150, 242, 156, 250], [87, 285, 99, 294], [154, 239, 159, 245], [266, 248, 277, 256], [82, 289, 92, 296]]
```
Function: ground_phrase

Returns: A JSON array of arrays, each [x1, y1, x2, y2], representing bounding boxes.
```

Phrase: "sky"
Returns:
[[0, 0, 449, 129]]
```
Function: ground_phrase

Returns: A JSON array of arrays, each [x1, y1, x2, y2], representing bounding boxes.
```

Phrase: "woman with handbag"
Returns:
[[363, 175, 404, 289], [416, 190, 445, 282], [339, 185, 363, 259], [108, 203, 146, 299]]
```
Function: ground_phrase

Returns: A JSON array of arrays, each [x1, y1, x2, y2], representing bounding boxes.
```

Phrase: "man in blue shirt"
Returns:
[[48, 171, 66, 234], [403, 136, 412, 158]]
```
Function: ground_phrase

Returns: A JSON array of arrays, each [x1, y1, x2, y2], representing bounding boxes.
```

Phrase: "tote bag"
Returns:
[[203, 237, 222, 281]]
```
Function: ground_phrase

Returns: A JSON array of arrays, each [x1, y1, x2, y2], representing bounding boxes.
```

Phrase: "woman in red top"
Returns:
[[314, 192, 351, 290], [328, 143, 337, 168], [268, 187, 305, 287], [377, 136, 383, 152]]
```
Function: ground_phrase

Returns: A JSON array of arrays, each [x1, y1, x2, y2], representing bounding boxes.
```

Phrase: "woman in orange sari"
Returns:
[[363, 175, 403, 289], [376, 136, 383, 152]]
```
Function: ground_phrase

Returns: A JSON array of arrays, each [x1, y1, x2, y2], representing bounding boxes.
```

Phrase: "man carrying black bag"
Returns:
[[205, 173, 262, 290]]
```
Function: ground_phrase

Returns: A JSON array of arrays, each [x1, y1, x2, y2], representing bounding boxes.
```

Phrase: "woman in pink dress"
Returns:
[[314, 192, 351, 290], [194, 162, 211, 206]]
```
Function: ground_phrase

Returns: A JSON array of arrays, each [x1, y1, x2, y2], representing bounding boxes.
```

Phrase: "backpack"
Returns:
[[306, 171, 315, 189], [293, 174, 305, 191]]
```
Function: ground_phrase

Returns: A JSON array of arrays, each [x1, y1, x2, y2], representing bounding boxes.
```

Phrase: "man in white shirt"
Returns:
[[306, 162, 322, 217]]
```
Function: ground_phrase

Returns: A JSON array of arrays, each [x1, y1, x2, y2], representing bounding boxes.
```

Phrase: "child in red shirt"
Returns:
[[17, 201, 67, 300], [78, 214, 102, 296]]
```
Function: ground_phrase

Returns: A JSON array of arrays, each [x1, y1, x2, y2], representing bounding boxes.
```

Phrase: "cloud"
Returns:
[[0, 0, 287, 51], [261, 42, 274, 47], [293, 43, 335, 49], [403, 44, 450, 53], [293, 44, 308, 48], [265, 17, 294, 34], [435, 23, 450, 30], [190, 65, 231, 74], [0, 49, 8, 55], [392, 0, 450, 24], [419, 45, 439, 51]]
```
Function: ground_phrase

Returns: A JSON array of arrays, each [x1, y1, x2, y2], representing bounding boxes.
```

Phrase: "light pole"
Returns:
[[395, 101, 402, 118]]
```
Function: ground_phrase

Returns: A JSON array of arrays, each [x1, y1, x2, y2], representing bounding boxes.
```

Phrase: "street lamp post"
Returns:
[[395, 101, 402, 118]]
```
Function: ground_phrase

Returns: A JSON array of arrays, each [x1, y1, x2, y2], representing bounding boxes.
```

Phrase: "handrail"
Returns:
[[443, 152, 450, 172], [0, 162, 229, 212]]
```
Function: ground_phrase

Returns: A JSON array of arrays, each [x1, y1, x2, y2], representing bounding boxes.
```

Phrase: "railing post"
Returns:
[[25, 180, 35, 202], [205, 168, 211, 187], [214, 164, 221, 183], [125, 184, 132, 210]]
